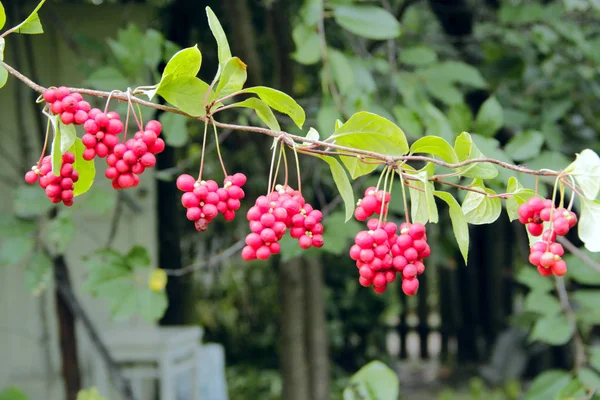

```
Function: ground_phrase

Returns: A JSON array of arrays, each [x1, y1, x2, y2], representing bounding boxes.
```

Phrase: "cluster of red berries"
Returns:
[[354, 186, 391, 221], [82, 109, 124, 160], [518, 196, 578, 276], [242, 184, 324, 261], [105, 121, 165, 190], [176, 172, 247, 231], [351, 219, 430, 295], [24, 152, 79, 206], [43, 86, 91, 125]]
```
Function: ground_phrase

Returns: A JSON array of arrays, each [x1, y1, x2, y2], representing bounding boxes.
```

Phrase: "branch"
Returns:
[[555, 276, 586, 370], [557, 237, 600, 273], [2, 61, 561, 178], [164, 239, 245, 277]]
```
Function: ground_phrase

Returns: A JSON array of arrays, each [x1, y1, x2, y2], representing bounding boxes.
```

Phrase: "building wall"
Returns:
[[0, 3, 160, 399]]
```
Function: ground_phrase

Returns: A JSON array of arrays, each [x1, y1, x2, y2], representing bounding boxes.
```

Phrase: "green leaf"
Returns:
[[393, 106, 423, 138], [0, 37, 4, 61], [572, 290, 600, 324], [475, 96, 504, 137], [434, 191, 469, 263], [49, 115, 62, 176], [76, 387, 106, 400], [343, 361, 399, 400], [321, 212, 362, 255], [228, 98, 280, 132], [448, 103, 473, 133], [329, 112, 408, 179], [240, 86, 305, 128], [0, 236, 35, 266], [524, 370, 571, 400], [0, 214, 36, 237], [515, 267, 554, 292], [316, 155, 355, 221], [563, 251, 600, 284], [578, 368, 600, 391], [139, 288, 168, 321], [333, 5, 401, 40], [85, 67, 129, 91], [25, 251, 53, 296], [410, 136, 459, 163], [407, 169, 438, 224], [328, 48, 354, 95], [13, 186, 53, 217], [399, 46, 437, 66], [454, 132, 499, 179], [524, 291, 562, 317], [163, 45, 202, 79], [14, 0, 45, 34], [158, 112, 188, 147], [0, 2, 5, 30], [420, 61, 487, 89], [505, 177, 536, 221], [59, 121, 76, 153], [291, 24, 321, 65], [304, 127, 320, 144], [69, 138, 95, 197], [566, 149, 600, 200], [156, 75, 213, 117], [126, 245, 151, 269], [0, 65, 7, 89], [215, 57, 247, 99], [529, 314, 573, 345], [504, 131, 545, 161], [461, 179, 502, 224], [578, 198, 600, 252], [0, 387, 29, 400], [424, 82, 463, 105], [589, 346, 600, 372], [206, 7, 232, 70]]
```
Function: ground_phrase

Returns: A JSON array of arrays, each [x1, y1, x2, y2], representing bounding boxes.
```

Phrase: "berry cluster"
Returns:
[[350, 220, 430, 295], [242, 185, 324, 261], [354, 186, 391, 221], [24, 152, 79, 206], [105, 121, 164, 190], [176, 172, 247, 231], [518, 196, 578, 277], [43, 87, 91, 125], [82, 108, 124, 160]]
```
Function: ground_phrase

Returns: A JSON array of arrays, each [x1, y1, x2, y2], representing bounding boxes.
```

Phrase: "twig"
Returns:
[[105, 192, 124, 248], [555, 276, 586, 369], [165, 239, 245, 277], [2, 61, 562, 178], [557, 237, 600, 273]]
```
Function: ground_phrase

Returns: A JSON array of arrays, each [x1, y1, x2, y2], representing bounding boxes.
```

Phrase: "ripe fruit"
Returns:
[[44, 87, 90, 126], [24, 152, 78, 206], [354, 187, 390, 221]]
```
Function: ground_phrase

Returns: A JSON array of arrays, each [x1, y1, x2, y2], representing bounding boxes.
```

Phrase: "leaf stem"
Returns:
[[399, 170, 410, 224], [267, 139, 279, 198], [37, 117, 51, 169], [292, 142, 302, 194], [272, 143, 284, 193], [212, 121, 228, 178], [377, 167, 391, 228], [198, 122, 209, 181]]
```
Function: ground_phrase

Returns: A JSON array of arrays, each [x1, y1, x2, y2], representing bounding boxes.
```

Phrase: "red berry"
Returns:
[[527, 223, 544, 236], [145, 120, 162, 135], [176, 174, 196, 192], [43, 89, 57, 103], [242, 246, 256, 260], [551, 260, 567, 276], [25, 171, 38, 184], [540, 252, 556, 268], [553, 218, 570, 236], [402, 278, 419, 296], [537, 265, 553, 277]]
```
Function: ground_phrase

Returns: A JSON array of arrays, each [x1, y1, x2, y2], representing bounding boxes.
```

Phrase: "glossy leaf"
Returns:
[[14, 0, 45, 34], [69, 138, 95, 197], [156, 75, 213, 117], [342, 361, 399, 400], [461, 179, 502, 225], [524, 370, 571, 400], [316, 155, 355, 221], [434, 191, 469, 263], [329, 112, 408, 179], [304, 127, 320, 144], [529, 314, 573, 345], [454, 132, 498, 179], [578, 198, 600, 252], [0, 2, 5, 30], [475, 96, 504, 137], [505, 177, 536, 221], [566, 149, 600, 200], [410, 136, 459, 163], [333, 5, 401, 40], [49, 115, 62, 176], [228, 97, 280, 131], [215, 57, 247, 99], [206, 6, 232, 69], [504, 130, 544, 161], [240, 86, 305, 128], [59, 120, 76, 153], [162, 45, 202, 80]]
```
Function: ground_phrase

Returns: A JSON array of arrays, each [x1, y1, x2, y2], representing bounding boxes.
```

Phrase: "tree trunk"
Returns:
[[279, 257, 310, 400], [304, 257, 330, 400], [54, 255, 82, 400]]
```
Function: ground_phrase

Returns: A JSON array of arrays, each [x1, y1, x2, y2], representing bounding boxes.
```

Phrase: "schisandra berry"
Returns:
[[24, 152, 78, 206], [82, 108, 124, 160], [44, 87, 91, 126], [108, 120, 164, 190], [354, 186, 391, 221], [528, 236, 567, 277]]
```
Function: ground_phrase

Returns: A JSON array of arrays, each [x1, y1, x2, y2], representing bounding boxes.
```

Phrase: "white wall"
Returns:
[[0, 3, 160, 399]]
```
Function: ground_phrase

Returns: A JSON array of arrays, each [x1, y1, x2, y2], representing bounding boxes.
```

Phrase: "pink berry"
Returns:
[[25, 171, 38, 184], [402, 278, 419, 296], [176, 174, 196, 192]]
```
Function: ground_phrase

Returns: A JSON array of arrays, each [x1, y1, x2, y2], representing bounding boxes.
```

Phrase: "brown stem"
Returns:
[[557, 237, 600, 273], [2, 61, 561, 177], [555, 277, 586, 370]]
